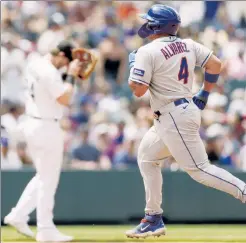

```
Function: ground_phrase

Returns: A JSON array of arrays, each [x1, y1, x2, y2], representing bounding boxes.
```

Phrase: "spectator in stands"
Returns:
[[100, 121, 127, 165], [1, 125, 9, 166], [69, 95, 93, 129], [113, 139, 138, 169], [16, 141, 33, 167], [206, 137, 221, 164], [1, 35, 26, 104], [97, 27, 128, 97], [37, 12, 66, 55], [224, 50, 246, 81], [1, 103, 32, 169], [113, 121, 125, 145], [67, 1, 97, 24], [94, 124, 114, 161], [71, 126, 102, 170]]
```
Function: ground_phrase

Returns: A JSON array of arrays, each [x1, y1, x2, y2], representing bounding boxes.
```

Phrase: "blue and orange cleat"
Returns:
[[125, 214, 166, 239]]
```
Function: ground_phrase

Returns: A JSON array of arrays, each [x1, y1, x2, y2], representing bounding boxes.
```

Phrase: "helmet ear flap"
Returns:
[[138, 22, 155, 38]]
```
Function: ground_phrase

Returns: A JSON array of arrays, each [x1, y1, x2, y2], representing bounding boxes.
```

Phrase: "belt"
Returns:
[[154, 98, 189, 121], [174, 98, 189, 106], [27, 115, 59, 122]]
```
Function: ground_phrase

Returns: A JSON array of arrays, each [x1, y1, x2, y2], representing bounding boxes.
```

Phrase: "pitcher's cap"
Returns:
[[57, 40, 74, 61]]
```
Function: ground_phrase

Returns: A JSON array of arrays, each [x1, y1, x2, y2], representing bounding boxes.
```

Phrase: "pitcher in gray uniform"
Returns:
[[125, 4, 246, 239]]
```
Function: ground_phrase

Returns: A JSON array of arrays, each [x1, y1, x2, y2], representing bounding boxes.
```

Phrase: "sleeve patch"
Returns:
[[133, 68, 145, 77]]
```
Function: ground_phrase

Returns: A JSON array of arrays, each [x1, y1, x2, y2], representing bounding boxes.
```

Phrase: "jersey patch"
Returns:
[[133, 68, 145, 77]]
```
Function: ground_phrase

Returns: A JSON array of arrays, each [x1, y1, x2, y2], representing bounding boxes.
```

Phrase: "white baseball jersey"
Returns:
[[24, 56, 67, 119], [129, 36, 213, 111]]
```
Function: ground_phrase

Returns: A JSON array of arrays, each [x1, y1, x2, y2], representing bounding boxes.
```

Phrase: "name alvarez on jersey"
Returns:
[[161, 42, 190, 60]]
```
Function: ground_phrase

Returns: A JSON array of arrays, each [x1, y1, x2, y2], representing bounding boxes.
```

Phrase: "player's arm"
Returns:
[[128, 49, 151, 98], [202, 54, 222, 92], [56, 60, 82, 106], [192, 41, 222, 110], [129, 81, 148, 97], [56, 83, 74, 107]]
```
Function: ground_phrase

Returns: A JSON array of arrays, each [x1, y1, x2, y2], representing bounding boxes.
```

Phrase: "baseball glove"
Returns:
[[72, 48, 97, 80]]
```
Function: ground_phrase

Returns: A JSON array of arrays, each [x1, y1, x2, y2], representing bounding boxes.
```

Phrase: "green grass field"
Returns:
[[2, 225, 246, 243]]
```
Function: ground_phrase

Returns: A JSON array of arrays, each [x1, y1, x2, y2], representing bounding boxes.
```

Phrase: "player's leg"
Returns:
[[34, 126, 73, 242], [35, 147, 62, 230], [5, 137, 43, 222], [4, 125, 40, 238], [138, 126, 171, 215], [5, 176, 38, 221], [4, 176, 37, 237], [126, 126, 170, 238], [155, 102, 246, 203]]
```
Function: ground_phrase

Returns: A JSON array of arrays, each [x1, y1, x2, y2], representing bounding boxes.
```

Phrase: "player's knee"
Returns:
[[185, 161, 212, 184], [187, 170, 206, 184], [138, 160, 161, 179], [137, 140, 160, 165]]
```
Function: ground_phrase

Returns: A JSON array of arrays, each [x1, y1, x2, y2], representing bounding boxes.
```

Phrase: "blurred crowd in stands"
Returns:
[[1, 1, 246, 171]]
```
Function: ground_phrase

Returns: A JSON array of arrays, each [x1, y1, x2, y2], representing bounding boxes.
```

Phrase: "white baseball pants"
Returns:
[[9, 118, 64, 229], [138, 100, 246, 215]]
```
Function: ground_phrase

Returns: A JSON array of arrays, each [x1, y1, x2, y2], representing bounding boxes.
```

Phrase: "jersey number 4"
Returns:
[[178, 57, 189, 84]]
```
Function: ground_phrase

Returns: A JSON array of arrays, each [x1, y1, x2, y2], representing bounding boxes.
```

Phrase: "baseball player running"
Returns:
[[4, 41, 83, 242], [126, 4, 246, 239]]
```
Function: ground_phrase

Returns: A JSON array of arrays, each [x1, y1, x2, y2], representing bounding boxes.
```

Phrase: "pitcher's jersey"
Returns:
[[24, 56, 67, 119], [129, 36, 213, 111]]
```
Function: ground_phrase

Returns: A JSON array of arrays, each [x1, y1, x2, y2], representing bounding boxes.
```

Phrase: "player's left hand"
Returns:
[[192, 89, 210, 110], [129, 50, 137, 69]]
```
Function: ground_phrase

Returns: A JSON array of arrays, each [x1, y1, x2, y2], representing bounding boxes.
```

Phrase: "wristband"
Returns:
[[205, 72, 219, 83], [65, 74, 75, 85], [199, 89, 210, 98]]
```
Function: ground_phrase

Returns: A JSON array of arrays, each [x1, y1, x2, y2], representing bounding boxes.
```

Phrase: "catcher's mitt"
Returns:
[[72, 48, 97, 80]]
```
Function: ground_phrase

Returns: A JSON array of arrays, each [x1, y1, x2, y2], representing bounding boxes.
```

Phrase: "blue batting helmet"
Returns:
[[138, 4, 181, 38]]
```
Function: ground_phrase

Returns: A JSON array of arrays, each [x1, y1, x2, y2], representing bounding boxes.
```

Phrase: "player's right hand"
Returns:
[[67, 59, 83, 77], [129, 50, 137, 69]]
